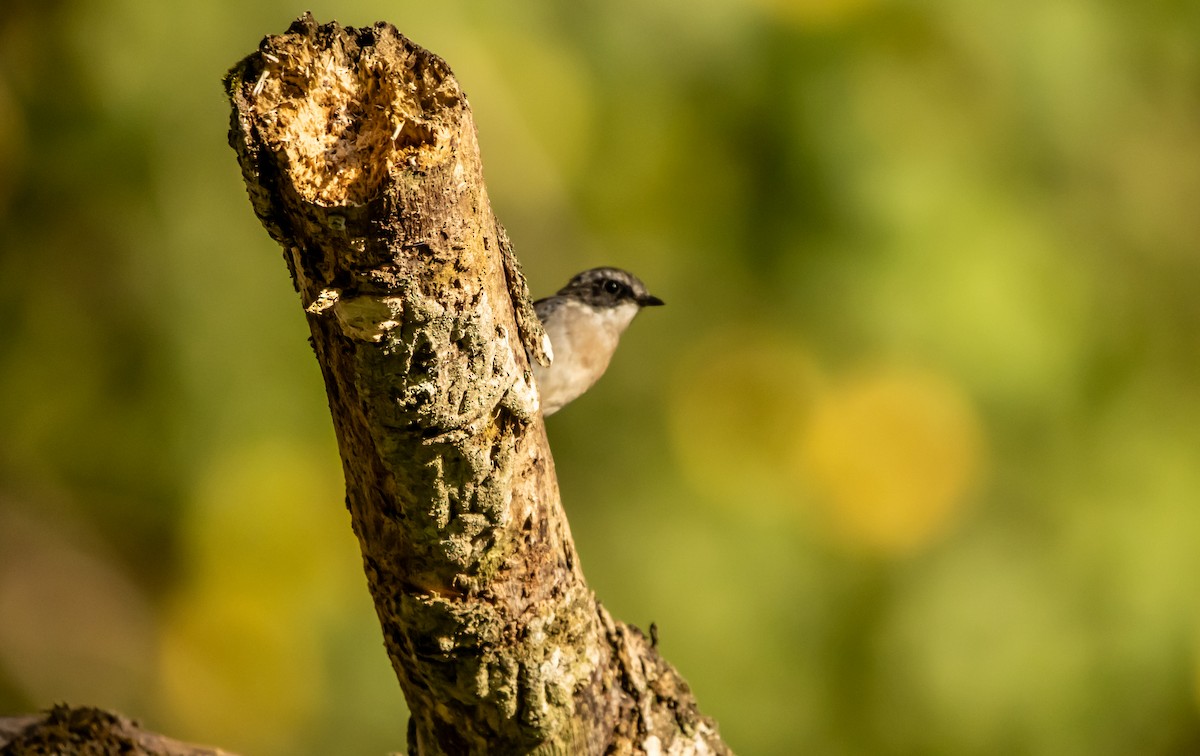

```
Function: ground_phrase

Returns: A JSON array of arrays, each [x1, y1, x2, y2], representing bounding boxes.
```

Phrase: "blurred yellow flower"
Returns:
[[157, 441, 361, 754], [798, 366, 984, 555], [159, 585, 322, 753]]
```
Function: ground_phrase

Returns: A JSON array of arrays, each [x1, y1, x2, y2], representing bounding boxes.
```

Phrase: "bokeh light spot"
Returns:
[[798, 366, 984, 555], [157, 441, 360, 754], [668, 329, 820, 510], [159, 585, 321, 754]]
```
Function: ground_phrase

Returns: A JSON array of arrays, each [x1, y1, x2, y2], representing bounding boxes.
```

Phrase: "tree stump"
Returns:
[[223, 13, 729, 756]]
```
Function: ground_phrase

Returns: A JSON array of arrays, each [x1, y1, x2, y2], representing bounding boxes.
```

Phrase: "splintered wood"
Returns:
[[246, 25, 459, 205]]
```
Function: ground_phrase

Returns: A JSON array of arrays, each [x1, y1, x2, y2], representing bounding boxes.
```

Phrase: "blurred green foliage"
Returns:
[[2, 0, 1200, 754]]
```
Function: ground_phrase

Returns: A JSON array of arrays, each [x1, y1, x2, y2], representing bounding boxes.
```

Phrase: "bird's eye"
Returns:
[[603, 279, 622, 295]]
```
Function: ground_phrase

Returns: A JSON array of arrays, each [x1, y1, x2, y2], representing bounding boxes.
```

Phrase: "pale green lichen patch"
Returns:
[[327, 293, 404, 341]]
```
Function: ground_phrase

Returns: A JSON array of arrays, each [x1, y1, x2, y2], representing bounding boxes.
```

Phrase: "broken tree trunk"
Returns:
[[223, 14, 729, 756]]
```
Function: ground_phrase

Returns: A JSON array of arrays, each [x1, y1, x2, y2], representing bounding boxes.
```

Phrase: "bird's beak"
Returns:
[[639, 294, 665, 307]]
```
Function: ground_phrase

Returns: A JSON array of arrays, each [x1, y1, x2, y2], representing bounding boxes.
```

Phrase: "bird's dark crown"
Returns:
[[555, 267, 664, 309]]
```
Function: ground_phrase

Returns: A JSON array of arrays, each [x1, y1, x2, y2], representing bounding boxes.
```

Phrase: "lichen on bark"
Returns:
[[225, 14, 730, 755]]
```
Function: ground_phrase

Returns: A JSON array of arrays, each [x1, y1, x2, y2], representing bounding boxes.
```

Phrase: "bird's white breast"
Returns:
[[533, 300, 639, 415]]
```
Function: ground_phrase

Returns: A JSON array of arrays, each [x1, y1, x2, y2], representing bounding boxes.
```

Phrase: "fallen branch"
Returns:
[[0, 705, 233, 755]]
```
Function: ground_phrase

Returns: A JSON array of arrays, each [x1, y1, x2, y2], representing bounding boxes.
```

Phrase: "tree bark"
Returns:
[[221, 13, 729, 756]]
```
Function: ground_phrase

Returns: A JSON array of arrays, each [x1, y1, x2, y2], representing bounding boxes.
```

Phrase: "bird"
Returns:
[[532, 267, 664, 416]]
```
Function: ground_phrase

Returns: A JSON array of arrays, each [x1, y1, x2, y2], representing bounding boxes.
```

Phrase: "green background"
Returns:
[[3, 0, 1200, 753]]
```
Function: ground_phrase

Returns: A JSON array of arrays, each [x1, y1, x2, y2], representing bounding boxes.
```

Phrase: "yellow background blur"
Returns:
[[3, 1, 1200, 754]]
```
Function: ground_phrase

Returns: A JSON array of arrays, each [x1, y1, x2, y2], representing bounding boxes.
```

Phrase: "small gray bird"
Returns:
[[533, 267, 664, 416]]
